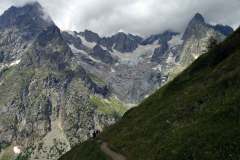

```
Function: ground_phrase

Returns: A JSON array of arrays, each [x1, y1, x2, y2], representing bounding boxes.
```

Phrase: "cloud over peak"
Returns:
[[1, 0, 239, 36]]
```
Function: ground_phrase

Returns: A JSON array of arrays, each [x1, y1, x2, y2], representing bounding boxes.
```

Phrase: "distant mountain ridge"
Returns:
[[62, 13, 233, 104]]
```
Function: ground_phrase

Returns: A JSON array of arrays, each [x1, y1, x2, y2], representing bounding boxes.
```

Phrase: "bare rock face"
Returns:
[[0, 26, 118, 160], [79, 30, 101, 43], [0, 2, 53, 73], [180, 13, 230, 67], [0, 3, 125, 160], [151, 42, 169, 63], [110, 32, 141, 53], [91, 45, 115, 64]]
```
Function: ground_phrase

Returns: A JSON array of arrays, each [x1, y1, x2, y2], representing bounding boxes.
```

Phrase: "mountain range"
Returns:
[[0, 2, 234, 160], [61, 12, 233, 105], [61, 24, 240, 160]]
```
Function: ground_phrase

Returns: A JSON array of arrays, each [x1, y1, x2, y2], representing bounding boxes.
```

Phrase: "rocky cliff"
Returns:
[[179, 13, 230, 67], [0, 3, 126, 160]]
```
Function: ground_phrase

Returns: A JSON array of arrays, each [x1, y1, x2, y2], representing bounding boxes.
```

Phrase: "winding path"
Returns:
[[100, 142, 126, 160]]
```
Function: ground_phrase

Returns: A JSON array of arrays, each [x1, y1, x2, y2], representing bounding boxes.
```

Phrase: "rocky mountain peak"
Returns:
[[112, 32, 133, 42], [24, 1, 42, 9], [110, 32, 140, 53], [192, 12, 205, 23], [179, 12, 233, 67], [182, 13, 207, 40], [79, 29, 101, 43], [0, 1, 53, 35], [142, 31, 178, 45], [0, 2, 58, 68], [36, 25, 63, 45], [91, 44, 115, 64], [22, 25, 73, 70]]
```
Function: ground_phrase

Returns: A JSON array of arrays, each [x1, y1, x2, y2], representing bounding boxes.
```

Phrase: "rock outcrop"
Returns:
[[180, 13, 232, 67]]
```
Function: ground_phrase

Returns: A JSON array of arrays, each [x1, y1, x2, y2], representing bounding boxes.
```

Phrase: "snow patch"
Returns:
[[166, 53, 176, 64], [111, 44, 159, 65], [144, 94, 150, 98], [77, 35, 97, 48], [66, 31, 76, 36], [69, 43, 102, 64], [68, 44, 81, 54], [88, 55, 102, 63], [152, 64, 162, 71], [0, 59, 21, 70], [9, 59, 21, 67], [192, 54, 199, 59], [100, 45, 108, 50], [168, 34, 183, 48], [13, 146, 21, 154], [161, 76, 168, 83], [153, 40, 160, 45], [111, 68, 116, 73]]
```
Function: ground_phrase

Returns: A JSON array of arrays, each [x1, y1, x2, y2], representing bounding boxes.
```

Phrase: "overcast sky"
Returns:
[[0, 0, 240, 36]]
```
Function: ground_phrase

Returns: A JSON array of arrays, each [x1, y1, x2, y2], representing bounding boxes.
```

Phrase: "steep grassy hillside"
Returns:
[[58, 140, 108, 160], [60, 27, 240, 160]]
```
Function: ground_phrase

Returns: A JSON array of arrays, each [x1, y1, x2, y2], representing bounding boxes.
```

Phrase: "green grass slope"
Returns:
[[59, 140, 108, 160], [60, 27, 240, 160]]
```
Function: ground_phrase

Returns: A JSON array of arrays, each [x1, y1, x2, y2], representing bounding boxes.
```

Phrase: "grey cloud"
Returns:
[[0, 0, 239, 36]]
